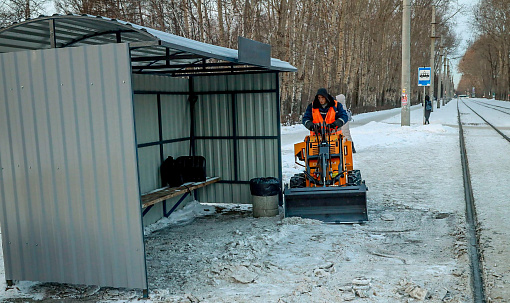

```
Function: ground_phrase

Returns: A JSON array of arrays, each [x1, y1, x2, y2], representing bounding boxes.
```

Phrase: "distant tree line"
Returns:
[[458, 0, 509, 100], [1, 0, 457, 123]]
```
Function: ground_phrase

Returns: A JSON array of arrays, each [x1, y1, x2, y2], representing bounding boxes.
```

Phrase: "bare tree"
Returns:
[[0, 0, 49, 26], [50, 0, 459, 122], [471, 0, 510, 100]]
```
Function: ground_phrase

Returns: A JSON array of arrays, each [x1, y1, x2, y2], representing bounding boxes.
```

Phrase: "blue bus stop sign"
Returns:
[[418, 67, 431, 86]]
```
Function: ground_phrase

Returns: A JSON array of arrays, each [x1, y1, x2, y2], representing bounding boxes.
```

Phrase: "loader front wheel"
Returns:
[[290, 173, 306, 188], [347, 170, 362, 186]]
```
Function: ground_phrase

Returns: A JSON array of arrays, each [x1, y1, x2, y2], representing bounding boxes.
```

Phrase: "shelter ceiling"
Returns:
[[0, 15, 296, 76]]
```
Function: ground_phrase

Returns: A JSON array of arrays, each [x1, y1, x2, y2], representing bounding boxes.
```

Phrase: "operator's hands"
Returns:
[[330, 119, 344, 128], [304, 120, 314, 130], [305, 121, 324, 132]]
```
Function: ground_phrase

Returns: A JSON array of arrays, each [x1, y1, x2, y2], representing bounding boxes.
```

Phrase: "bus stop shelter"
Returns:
[[0, 14, 296, 294]]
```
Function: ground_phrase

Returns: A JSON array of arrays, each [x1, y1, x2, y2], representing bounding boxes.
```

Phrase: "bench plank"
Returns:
[[141, 177, 220, 209]]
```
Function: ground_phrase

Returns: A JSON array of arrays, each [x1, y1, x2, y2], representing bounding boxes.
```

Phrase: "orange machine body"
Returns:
[[294, 131, 354, 187]]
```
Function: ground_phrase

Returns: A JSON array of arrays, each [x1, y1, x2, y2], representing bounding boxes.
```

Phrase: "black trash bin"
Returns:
[[249, 177, 280, 217]]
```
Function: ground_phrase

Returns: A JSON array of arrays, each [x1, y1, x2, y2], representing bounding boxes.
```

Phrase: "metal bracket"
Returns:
[[129, 40, 161, 49], [163, 192, 190, 217]]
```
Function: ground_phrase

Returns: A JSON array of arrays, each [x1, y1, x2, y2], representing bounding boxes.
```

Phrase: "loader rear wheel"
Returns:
[[290, 173, 306, 188]]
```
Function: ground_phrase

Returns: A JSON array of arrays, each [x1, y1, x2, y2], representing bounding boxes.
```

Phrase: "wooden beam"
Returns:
[[141, 177, 220, 209]]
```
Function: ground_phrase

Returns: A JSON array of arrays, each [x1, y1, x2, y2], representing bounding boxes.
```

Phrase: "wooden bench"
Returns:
[[141, 177, 220, 217]]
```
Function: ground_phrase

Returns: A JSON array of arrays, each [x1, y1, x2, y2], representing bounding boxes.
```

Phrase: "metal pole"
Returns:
[[423, 86, 426, 124], [430, 6, 436, 111], [437, 36, 443, 109], [401, 0, 411, 126], [446, 59, 450, 103], [452, 75, 454, 98], [49, 19, 57, 48], [443, 51, 447, 106]]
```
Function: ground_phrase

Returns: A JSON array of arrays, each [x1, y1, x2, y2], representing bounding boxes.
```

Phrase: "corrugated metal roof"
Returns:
[[0, 14, 297, 75]]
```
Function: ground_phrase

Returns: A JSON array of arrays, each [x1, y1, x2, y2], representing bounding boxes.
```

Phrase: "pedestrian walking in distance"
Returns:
[[424, 95, 432, 124]]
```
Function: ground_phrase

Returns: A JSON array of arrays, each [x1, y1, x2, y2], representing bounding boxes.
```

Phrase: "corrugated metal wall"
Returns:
[[0, 44, 147, 289], [194, 73, 281, 203], [132, 75, 194, 226], [133, 73, 281, 218]]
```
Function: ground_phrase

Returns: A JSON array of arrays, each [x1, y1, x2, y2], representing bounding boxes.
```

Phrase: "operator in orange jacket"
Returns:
[[302, 88, 348, 133]]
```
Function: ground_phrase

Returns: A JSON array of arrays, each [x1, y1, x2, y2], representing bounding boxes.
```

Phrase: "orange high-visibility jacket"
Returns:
[[311, 100, 341, 135]]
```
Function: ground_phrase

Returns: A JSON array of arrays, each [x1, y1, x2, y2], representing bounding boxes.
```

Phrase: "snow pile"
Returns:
[[143, 201, 215, 235], [144, 202, 253, 235]]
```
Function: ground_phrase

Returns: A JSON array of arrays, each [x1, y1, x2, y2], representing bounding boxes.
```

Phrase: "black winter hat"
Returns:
[[425, 95, 430, 101], [316, 88, 329, 98], [313, 88, 335, 108]]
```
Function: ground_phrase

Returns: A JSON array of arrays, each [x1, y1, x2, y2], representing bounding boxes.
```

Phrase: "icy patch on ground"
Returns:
[[144, 202, 254, 235], [144, 201, 215, 235], [0, 281, 43, 301]]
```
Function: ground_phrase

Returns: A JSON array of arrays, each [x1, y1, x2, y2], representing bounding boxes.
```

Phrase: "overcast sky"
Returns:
[[451, 0, 479, 87]]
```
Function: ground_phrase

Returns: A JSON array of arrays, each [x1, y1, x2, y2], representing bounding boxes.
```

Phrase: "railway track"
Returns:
[[457, 100, 485, 303], [469, 99, 510, 115], [458, 98, 510, 302], [464, 100, 510, 141]]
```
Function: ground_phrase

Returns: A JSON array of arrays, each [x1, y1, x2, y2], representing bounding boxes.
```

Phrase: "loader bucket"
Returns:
[[284, 184, 368, 223]]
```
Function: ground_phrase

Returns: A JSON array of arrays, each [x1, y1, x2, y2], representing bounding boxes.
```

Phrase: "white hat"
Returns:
[[336, 94, 346, 106]]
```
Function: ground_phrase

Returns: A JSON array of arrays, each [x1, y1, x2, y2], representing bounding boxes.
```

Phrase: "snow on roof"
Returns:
[[0, 14, 297, 75]]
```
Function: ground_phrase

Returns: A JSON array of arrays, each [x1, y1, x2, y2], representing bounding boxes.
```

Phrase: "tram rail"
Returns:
[[457, 100, 486, 303]]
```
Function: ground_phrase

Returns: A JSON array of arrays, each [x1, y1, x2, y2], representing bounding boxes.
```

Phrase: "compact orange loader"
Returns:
[[284, 123, 368, 223]]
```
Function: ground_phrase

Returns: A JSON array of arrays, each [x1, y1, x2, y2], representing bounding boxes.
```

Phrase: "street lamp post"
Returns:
[[430, 6, 436, 108], [437, 36, 443, 109], [443, 53, 447, 106], [401, 0, 411, 126]]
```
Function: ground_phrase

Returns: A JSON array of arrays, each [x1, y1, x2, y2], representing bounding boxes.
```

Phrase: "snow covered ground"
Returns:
[[1, 98, 508, 302], [457, 99, 510, 302]]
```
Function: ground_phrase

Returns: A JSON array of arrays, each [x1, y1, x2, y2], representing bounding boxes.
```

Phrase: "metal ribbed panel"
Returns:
[[195, 94, 232, 136], [137, 146, 160, 194], [132, 75, 194, 224], [193, 75, 228, 92], [134, 95, 159, 145], [228, 73, 276, 91], [194, 89, 234, 203], [236, 92, 279, 180], [237, 139, 279, 180], [193, 74, 280, 203], [162, 142, 191, 161], [0, 44, 147, 289], [195, 139, 235, 179], [131, 73, 280, 205], [132, 74, 189, 93], [132, 79, 191, 197], [161, 94, 190, 141], [236, 93, 278, 136]]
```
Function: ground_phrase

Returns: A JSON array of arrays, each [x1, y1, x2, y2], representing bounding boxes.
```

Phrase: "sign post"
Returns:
[[401, 0, 411, 126], [418, 67, 431, 124]]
